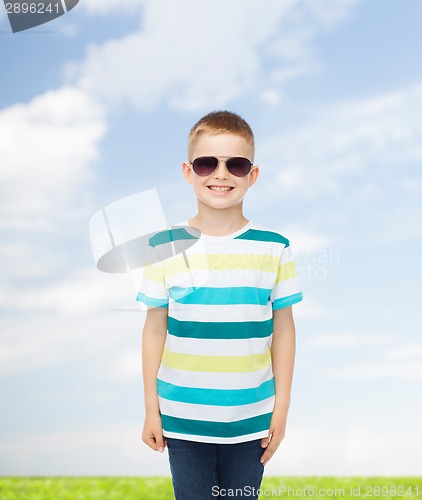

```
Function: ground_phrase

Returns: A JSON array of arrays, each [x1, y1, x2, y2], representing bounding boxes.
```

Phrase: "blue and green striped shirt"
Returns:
[[137, 220, 304, 443]]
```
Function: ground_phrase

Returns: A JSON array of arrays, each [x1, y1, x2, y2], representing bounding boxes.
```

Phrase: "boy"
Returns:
[[138, 111, 303, 499]]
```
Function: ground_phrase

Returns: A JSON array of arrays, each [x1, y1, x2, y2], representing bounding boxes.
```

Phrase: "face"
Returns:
[[182, 133, 259, 211]]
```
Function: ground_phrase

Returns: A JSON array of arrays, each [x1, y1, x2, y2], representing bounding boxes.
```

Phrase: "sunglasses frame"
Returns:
[[189, 155, 253, 177]]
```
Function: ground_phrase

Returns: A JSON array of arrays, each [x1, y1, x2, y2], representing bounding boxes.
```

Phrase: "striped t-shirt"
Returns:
[[136, 219, 303, 444]]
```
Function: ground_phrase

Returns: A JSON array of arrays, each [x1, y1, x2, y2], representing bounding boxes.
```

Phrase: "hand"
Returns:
[[142, 412, 167, 453], [260, 409, 287, 466]]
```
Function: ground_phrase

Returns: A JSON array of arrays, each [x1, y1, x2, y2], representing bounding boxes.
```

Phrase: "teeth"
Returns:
[[209, 186, 232, 192]]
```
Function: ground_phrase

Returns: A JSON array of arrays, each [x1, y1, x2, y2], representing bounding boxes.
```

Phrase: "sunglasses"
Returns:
[[189, 156, 253, 177]]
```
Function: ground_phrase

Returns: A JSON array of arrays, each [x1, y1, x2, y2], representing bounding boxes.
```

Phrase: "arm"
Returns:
[[141, 305, 168, 452], [260, 305, 296, 465]]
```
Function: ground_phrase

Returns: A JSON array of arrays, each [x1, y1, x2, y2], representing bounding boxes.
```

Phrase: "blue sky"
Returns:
[[1, 0, 421, 476]]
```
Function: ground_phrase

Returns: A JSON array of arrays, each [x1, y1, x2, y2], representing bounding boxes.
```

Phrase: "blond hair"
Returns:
[[188, 110, 255, 161]]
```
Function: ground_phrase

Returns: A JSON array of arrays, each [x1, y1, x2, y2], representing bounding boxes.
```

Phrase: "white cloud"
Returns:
[[268, 424, 422, 475], [2, 267, 137, 315], [64, 0, 360, 112], [260, 83, 422, 201], [304, 332, 396, 349], [385, 343, 422, 360], [0, 86, 106, 230], [260, 89, 282, 108], [55, 22, 79, 38], [0, 85, 112, 382], [291, 295, 327, 321], [109, 350, 142, 383], [0, 310, 143, 378], [301, 335, 422, 380], [0, 424, 171, 475], [0, 85, 114, 382], [307, 0, 361, 28], [326, 341, 422, 380], [79, 0, 144, 15], [0, 266, 146, 378], [332, 360, 422, 380], [1, 423, 420, 475]]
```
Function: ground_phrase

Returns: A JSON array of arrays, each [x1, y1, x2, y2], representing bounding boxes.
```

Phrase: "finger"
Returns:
[[261, 437, 269, 448], [143, 430, 163, 452], [261, 428, 273, 448], [144, 435, 158, 451], [260, 441, 273, 464], [260, 448, 270, 465], [155, 434, 165, 453], [260, 439, 281, 465], [260, 445, 275, 466]]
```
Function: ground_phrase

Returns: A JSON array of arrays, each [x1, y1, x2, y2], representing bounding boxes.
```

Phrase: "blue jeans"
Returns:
[[166, 437, 265, 499]]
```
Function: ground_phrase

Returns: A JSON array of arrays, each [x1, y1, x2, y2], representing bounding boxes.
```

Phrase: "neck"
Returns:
[[188, 203, 249, 236]]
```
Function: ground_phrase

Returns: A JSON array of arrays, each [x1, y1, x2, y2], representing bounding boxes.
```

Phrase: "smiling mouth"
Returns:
[[207, 186, 234, 192]]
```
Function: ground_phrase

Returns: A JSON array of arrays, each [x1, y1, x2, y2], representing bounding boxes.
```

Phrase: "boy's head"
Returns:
[[188, 110, 255, 162], [182, 110, 259, 211]]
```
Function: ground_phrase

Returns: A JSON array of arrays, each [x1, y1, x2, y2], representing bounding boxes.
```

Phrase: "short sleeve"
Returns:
[[270, 241, 304, 310], [136, 242, 169, 309]]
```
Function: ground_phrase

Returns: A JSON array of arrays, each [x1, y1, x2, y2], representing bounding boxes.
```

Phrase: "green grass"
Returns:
[[0, 477, 420, 499]]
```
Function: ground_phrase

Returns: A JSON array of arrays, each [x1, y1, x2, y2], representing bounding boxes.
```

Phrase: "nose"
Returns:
[[213, 159, 230, 178]]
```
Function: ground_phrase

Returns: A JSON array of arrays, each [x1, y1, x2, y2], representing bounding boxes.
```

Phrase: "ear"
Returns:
[[248, 165, 259, 187], [182, 161, 193, 185]]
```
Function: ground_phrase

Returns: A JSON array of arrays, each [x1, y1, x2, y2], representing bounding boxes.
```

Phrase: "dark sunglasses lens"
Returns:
[[192, 157, 218, 176], [226, 157, 252, 177]]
